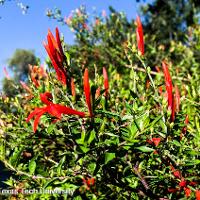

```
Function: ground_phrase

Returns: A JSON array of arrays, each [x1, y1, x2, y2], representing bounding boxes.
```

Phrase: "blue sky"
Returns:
[[0, 0, 152, 87]]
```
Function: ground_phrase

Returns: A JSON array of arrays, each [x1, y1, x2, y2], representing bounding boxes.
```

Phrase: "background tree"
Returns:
[[8, 49, 38, 82], [2, 78, 19, 98], [2, 49, 38, 97], [141, 0, 200, 45]]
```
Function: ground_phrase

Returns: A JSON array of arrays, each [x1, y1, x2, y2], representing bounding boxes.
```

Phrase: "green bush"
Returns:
[[0, 7, 200, 200]]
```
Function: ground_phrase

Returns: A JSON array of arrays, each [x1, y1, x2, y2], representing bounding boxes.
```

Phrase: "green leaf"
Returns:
[[47, 124, 56, 134], [185, 159, 200, 166], [105, 153, 115, 164], [87, 130, 96, 144], [65, 52, 71, 66], [136, 146, 155, 152], [3, 178, 14, 187], [29, 159, 36, 175], [129, 90, 138, 99], [0, 140, 5, 159], [57, 156, 66, 176], [9, 147, 24, 167], [43, 177, 58, 189], [96, 110, 120, 118], [159, 118, 167, 133], [122, 115, 133, 121], [79, 146, 89, 153], [172, 140, 181, 147], [136, 112, 150, 131], [104, 132, 119, 137]]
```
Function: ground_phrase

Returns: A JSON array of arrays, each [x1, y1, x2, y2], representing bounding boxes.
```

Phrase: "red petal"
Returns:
[[95, 87, 101, 98], [162, 61, 173, 120], [20, 81, 32, 94], [136, 16, 144, 56], [195, 190, 200, 200], [84, 68, 93, 117], [185, 115, 189, 124], [46, 104, 62, 119], [179, 179, 187, 187], [54, 104, 85, 117], [33, 110, 46, 132], [168, 188, 179, 193], [44, 42, 66, 85], [152, 138, 161, 147], [26, 108, 44, 122], [103, 67, 109, 97], [3, 67, 10, 79], [71, 78, 76, 97], [180, 115, 189, 139], [170, 165, 181, 179], [184, 187, 191, 197], [40, 92, 53, 105], [48, 29, 58, 49], [55, 27, 65, 60]]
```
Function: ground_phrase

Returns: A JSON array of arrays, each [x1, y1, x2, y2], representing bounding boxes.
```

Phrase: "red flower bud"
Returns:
[[136, 16, 144, 56]]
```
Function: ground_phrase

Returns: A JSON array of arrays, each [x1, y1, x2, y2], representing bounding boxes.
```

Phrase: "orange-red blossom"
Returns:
[[103, 67, 109, 97], [136, 16, 144, 56], [26, 92, 85, 132], [162, 61, 174, 122], [43, 28, 67, 85], [83, 68, 93, 117]]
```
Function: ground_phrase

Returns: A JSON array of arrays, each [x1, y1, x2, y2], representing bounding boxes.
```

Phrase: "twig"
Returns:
[[133, 162, 149, 190], [2, 159, 69, 180], [125, 64, 190, 82]]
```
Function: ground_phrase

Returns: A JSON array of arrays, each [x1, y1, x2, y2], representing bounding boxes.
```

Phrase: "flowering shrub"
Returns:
[[0, 10, 200, 200]]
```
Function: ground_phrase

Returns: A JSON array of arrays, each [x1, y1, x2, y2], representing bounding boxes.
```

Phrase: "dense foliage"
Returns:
[[0, 5, 200, 200]]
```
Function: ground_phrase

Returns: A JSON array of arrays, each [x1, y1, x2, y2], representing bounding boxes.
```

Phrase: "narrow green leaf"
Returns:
[[136, 146, 155, 152], [9, 147, 24, 167], [105, 153, 115, 164], [87, 130, 96, 144], [57, 156, 66, 176], [185, 159, 200, 166], [65, 52, 71, 66], [29, 159, 36, 175]]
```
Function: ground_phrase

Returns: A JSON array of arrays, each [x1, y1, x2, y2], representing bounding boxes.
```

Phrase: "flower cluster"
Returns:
[[44, 28, 67, 85], [26, 92, 85, 132]]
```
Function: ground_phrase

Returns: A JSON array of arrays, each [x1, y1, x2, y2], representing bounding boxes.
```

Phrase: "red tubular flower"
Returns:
[[71, 78, 76, 98], [170, 165, 181, 179], [3, 67, 10, 79], [43, 28, 67, 85], [95, 87, 101, 98], [26, 92, 85, 132], [184, 187, 191, 197], [20, 81, 33, 94], [168, 188, 179, 193], [152, 138, 161, 147], [179, 179, 187, 187], [180, 115, 189, 139], [171, 84, 180, 122], [146, 79, 150, 89], [103, 67, 109, 97], [147, 138, 161, 147], [29, 65, 48, 88], [82, 177, 95, 190], [196, 190, 200, 200], [162, 61, 174, 121], [136, 15, 144, 56], [83, 68, 93, 117]]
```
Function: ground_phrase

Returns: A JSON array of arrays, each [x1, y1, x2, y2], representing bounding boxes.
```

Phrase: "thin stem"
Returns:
[[136, 54, 166, 123], [125, 64, 190, 82]]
